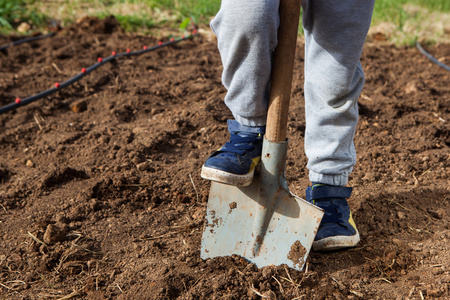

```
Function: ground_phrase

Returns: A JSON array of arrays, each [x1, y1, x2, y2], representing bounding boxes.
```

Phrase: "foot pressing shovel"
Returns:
[[200, 0, 324, 271]]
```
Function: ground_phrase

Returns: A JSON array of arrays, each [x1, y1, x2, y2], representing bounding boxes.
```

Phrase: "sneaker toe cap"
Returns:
[[315, 223, 357, 241], [203, 156, 245, 175]]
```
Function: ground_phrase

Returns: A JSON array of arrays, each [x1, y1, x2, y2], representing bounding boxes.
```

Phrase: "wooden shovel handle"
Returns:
[[266, 0, 301, 142]]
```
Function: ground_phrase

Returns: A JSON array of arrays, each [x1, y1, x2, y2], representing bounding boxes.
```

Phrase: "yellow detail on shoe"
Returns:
[[348, 212, 357, 230], [249, 156, 261, 173], [311, 184, 326, 189], [310, 184, 324, 206], [247, 133, 263, 172]]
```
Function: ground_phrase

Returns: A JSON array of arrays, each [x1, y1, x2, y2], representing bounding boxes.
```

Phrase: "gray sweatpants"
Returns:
[[210, 0, 375, 186]]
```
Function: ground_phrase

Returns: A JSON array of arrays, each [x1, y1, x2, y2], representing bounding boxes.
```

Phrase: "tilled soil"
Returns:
[[0, 18, 449, 299]]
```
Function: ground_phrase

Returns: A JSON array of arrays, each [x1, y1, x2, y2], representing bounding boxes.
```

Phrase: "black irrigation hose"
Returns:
[[2, 32, 447, 115], [416, 42, 450, 72], [0, 32, 55, 51], [0, 26, 198, 115]]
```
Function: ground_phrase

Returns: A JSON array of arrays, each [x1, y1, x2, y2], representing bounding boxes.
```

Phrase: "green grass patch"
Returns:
[[0, 0, 47, 33], [0, 0, 25, 29], [24, 0, 221, 33], [371, 0, 449, 45], [373, 0, 449, 25], [142, 0, 221, 23]]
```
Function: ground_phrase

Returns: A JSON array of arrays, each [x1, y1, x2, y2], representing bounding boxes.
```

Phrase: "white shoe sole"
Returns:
[[201, 165, 254, 187], [312, 231, 360, 252]]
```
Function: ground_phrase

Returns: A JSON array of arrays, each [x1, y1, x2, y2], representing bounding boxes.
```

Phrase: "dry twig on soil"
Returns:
[[189, 173, 199, 202], [27, 231, 48, 247]]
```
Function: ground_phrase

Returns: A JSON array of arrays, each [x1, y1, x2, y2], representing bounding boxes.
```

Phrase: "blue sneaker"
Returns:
[[306, 184, 360, 251], [201, 120, 265, 186]]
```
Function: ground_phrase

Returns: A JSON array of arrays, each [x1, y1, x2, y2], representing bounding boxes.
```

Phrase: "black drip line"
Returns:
[[415, 42, 450, 72], [2, 30, 447, 115], [0, 25, 198, 114], [0, 32, 56, 51]]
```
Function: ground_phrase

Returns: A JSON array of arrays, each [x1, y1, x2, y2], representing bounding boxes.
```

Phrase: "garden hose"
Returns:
[[0, 24, 198, 115], [0, 32, 55, 52], [1, 30, 447, 115], [416, 42, 450, 72]]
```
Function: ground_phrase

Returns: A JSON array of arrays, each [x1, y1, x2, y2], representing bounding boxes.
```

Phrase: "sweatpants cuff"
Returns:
[[309, 170, 349, 187], [233, 113, 267, 127]]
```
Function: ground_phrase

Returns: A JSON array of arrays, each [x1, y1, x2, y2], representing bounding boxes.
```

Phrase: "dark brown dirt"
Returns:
[[0, 17, 449, 299]]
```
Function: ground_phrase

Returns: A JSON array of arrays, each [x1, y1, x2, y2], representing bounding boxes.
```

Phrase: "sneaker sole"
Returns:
[[201, 165, 254, 187], [312, 231, 360, 252]]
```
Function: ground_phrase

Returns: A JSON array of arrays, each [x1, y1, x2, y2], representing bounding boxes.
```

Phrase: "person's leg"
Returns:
[[302, 0, 375, 251], [302, 0, 374, 186], [201, 0, 279, 186], [210, 0, 279, 127]]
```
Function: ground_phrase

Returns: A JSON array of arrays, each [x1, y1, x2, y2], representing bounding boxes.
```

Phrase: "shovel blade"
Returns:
[[200, 175, 324, 270]]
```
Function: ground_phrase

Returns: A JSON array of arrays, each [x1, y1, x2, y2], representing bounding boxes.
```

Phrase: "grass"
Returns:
[[0, 0, 26, 30], [0, 0, 47, 33], [371, 0, 450, 45], [1, 0, 449, 44], [24, 0, 221, 34]]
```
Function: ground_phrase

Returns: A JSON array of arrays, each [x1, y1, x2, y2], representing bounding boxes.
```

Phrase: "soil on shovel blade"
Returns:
[[0, 17, 449, 299]]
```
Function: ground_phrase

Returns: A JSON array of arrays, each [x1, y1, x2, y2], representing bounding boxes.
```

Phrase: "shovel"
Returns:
[[200, 0, 324, 271]]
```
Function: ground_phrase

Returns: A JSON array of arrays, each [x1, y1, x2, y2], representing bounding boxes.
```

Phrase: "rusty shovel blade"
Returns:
[[200, 137, 324, 271]]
